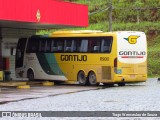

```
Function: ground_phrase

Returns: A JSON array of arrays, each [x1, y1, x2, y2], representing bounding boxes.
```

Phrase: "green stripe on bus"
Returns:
[[36, 53, 64, 75], [44, 53, 64, 75]]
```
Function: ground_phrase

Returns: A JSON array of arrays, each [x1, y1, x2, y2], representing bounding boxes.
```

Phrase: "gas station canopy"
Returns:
[[0, 0, 88, 76], [0, 0, 88, 29]]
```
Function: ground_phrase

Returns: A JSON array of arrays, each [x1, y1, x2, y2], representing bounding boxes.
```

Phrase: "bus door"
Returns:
[[15, 38, 27, 69]]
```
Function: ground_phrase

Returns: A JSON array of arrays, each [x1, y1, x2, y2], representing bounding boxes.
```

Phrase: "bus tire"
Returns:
[[88, 71, 99, 86], [54, 81, 63, 85], [27, 69, 34, 81], [103, 83, 114, 87], [78, 71, 88, 86], [118, 82, 125, 86]]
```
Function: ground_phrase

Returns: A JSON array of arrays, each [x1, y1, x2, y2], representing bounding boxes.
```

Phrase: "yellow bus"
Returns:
[[15, 30, 147, 86]]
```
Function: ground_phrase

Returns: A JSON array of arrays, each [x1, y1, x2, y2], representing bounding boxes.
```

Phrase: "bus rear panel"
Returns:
[[114, 31, 147, 83]]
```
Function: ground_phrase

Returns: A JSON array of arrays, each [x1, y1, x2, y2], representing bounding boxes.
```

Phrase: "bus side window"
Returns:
[[88, 38, 101, 53], [39, 39, 46, 52], [51, 40, 58, 52], [46, 39, 52, 52], [64, 40, 72, 52], [57, 40, 64, 52], [103, 46, 109, 52], [71, 40, 76, 52], [52, 47, 57, 52], [65, 47, 71, 52], [58, 46, 63, 51], [101, 39, 106, 52], [93, 46, 100, 52], [27, 38, 39, 53], [64, 39, 76, 52], [79, 40, 88, 52], [101, 37, 112, 53], [76, 40, 81, 52]]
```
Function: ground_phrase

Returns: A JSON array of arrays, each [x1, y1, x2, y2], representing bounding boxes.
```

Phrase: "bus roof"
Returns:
[[49, 30, 145, 37], [52, 30, 103, 35]]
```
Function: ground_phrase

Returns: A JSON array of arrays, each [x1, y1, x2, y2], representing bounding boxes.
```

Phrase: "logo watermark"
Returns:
[[0, 111, 160, 118], [1, 112, 42, 118]]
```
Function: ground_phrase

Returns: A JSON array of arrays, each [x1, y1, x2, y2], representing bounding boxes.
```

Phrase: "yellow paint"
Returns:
[[0, 82, 27, 86], [54, 53, 114, 82], [0, 71, 3, 81], [17, 85, 30, 89], [42, 81, 54, 86], [64, 81, 77, 84], [128, 35, 139, 44], [115, 61, 147, 83]]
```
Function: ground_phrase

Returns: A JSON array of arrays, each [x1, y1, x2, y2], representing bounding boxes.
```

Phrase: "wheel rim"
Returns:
[[89, 72, 97, 85], [78, 71, 86, 85]]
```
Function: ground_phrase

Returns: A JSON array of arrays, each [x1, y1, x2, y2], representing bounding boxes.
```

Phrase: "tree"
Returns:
[[134, 0, 144, 24]]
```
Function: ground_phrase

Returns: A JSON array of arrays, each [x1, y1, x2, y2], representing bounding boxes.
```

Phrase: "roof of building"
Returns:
[[0, 0, 88, 29]]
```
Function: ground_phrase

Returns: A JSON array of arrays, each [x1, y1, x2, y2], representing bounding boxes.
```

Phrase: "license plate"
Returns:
[[130, 75, 135, 78]]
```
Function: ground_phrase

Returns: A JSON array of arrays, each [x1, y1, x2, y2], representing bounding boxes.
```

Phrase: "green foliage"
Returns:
[[67, 0, 160, 23], [148, 51, 160, 77]]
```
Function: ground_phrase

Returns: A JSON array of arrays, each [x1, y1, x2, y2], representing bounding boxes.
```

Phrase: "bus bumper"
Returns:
[[114, 74, 147, 83]]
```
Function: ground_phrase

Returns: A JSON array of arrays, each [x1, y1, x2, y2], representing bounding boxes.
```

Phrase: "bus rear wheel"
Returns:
[[78, 71, 88, 86], [118, 82, 125, 86], [27, 70, 34, 81], [88, 71, 99, 86], [103, 83, 114, 87]]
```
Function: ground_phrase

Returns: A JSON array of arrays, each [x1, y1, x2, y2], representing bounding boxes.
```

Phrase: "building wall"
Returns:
[[1, 28, 36, 80], [1, 28, 36, 57], [2, 38, 17, 57]]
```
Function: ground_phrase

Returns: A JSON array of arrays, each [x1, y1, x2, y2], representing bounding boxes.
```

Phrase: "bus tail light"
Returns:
[[114, 58, 117, 74], [114, 58, 122, 74], [114, 58, 117, 68]]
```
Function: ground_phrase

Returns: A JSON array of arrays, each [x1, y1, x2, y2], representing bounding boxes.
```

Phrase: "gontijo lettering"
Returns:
[[61, 55, 87, 61], [119, 51, 146, 56]]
